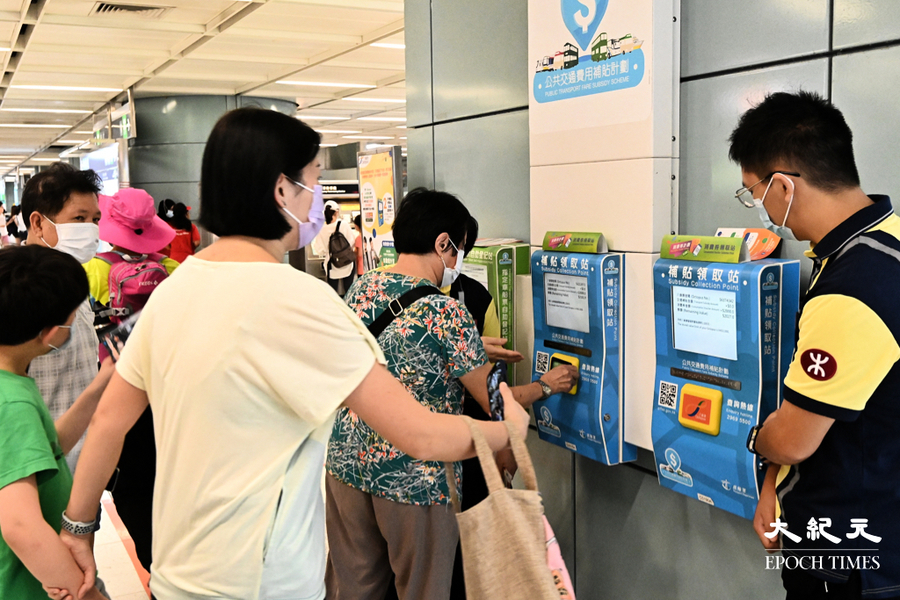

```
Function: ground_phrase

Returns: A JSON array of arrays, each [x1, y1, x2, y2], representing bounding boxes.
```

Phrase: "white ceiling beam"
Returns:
[[236, 17, 403, 95], [225, 28, 361, 44], [27, 43, 171, 59], [39, 14, 208, 35], [276, 0, 404, 12]]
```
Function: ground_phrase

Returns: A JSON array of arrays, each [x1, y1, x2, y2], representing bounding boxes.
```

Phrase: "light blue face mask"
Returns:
[[752, 176, 797, 241]]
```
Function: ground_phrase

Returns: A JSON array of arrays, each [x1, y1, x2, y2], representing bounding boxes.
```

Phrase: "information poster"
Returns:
[[531, 250, 636, 466], [358, 147, 402, 271], [651, 258, 800, 519]]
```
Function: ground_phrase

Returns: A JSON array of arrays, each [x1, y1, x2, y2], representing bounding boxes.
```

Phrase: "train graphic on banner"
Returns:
[[535, 32, 643, 73]]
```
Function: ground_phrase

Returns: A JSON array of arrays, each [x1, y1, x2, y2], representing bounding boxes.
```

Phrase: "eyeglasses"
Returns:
[[735, 171, 800, 208]]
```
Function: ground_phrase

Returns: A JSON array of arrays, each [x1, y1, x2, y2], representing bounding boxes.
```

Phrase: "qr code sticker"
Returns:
[[535, 351, 550, 374], [658, 381, 678, 409]]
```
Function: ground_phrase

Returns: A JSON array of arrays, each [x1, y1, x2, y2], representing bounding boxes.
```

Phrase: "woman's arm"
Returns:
[[460, 363, 579, 411], [342, 362, 528, 461], [59, 372, 150, 593]]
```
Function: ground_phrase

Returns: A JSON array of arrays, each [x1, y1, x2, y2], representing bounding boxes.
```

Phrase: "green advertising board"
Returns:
[[542, 231, 609, 254], [462, 241, 531, 381]]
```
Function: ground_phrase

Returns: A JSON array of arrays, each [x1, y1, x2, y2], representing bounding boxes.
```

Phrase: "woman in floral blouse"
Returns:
[[325, 188, 577, 600]]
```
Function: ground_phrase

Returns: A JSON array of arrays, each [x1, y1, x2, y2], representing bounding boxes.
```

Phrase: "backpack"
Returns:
[[96, 251, 169, 324], [328, 221, 356, 270]]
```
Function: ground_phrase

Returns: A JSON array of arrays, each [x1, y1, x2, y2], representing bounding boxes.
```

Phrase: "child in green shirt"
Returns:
[[0, 245, 113, 600]]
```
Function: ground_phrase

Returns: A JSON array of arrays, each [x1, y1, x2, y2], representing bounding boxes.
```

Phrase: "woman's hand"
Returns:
[[481, 337, 524, 364], [58, 531, 96, 598], [541, 365, 579, 395], [501, 382, 529, 442]]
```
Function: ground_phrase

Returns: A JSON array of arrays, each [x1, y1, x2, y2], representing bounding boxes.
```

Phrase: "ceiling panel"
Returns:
[[0, 0, 407, 169]]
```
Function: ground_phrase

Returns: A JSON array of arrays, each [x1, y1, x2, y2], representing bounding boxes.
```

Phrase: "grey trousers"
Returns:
[[324, 474, 459, 600]]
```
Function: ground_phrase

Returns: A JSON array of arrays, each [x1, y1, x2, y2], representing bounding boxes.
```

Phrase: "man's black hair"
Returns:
[[728, 91, 860, 192], [200, 108, 320, 240], [393, 188, 470, 255], [0, 245, 89, 345], [463, 215, 479, 255], [20, 162, 102, 230]]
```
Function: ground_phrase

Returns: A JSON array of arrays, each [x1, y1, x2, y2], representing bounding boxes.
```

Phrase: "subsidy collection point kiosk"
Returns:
[[532, 232, 636, 466], [650, 234, 800, 519]]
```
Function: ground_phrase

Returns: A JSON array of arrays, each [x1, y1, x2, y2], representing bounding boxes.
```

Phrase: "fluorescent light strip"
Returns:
[[1, 108, 91, 114], [357, 117, 407, 122], [0, 123, 69, 128], [296, 115, 345, 120], [277, 80, 375, 88], [11, 85, 121, 92], [320, 144, 339, 147], [56, 139, 88, 144], [73, 131, 93, 134], [315, 129, 361, 134], [31, 158, 60, 162], [343, 135, 393, 140], [396, 125, 407, 129], [343, 98, 406, 104], [371, 43, 406, 49]]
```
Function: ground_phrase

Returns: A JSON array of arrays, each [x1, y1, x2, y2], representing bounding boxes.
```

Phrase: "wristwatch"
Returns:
[[746, 424, 763, 455], [537, 379, 553, 400], [61, 511, 99, 537]]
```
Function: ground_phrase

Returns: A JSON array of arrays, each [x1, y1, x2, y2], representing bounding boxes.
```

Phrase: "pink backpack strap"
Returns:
[[96, 251, 125, 266]]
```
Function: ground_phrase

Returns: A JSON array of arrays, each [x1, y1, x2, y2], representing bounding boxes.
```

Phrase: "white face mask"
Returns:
[[40, 215, 99, 264], [48, 325, 73, 352], [166, 209, 174, 218], [440, 239, 465, 287], [752, 177, 797, 241]]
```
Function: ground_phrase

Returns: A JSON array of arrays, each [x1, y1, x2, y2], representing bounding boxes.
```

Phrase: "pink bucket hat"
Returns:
[[99, 188, 176, 254]]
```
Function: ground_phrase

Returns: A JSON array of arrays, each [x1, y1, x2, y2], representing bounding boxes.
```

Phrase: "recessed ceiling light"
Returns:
[[277, 81, 375, 88], [358, 117, 407, 122], [31, 158, 60, 162], [11, 85, 121, 92], [1, 108, 92, 114], [73, 130, 93, 134], [396, 125, 407, 129], [343, 98, 406, 104], [371, 43, 406, 49], [0, 123, 70, 128], [320, 144, 339, 147], [296, 115, 345, 120], [315, 129, 361, 134], [56, 139, 88, 144], [400, 136, 407, 139], [344, 135, 393, 140]]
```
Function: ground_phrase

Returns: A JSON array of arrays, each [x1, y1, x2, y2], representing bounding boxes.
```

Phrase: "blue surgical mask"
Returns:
[[753, 176, 797, 241]]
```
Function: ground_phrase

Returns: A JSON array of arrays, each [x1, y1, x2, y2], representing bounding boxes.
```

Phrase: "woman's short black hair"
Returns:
[[20, 162, 101, 229], [324, 206, 337, 225], [199, 108, 320, 240], [0, 245, 89, 345], [353, 214, 361, 229], [463, 215, 479, 255], [392, 188, 470, 256]]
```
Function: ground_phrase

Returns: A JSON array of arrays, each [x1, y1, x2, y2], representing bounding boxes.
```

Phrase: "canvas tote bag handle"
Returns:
[[446, 416, 540, 513]]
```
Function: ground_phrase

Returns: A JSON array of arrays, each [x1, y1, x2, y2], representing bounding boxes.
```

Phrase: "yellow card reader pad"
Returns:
[[550, 353, 579, 395], [678, 383, 722, 436]]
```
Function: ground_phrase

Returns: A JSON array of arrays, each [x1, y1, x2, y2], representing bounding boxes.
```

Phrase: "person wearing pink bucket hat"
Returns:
[[99, 188, 176, 254]]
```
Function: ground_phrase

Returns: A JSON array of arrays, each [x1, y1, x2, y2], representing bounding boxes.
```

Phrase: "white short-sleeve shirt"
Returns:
[[115, 256, 384, 600]]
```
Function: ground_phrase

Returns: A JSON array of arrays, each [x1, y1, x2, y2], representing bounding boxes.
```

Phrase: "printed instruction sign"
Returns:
[[358, 147, 402, 271]]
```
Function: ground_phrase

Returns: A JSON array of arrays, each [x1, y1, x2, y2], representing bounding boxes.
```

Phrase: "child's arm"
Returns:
[[0, 475, 104, 600], [55, 358, 115, 455]]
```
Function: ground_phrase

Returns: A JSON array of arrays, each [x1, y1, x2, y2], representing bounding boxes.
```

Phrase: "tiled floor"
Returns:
[[95, 492, 151, 600]]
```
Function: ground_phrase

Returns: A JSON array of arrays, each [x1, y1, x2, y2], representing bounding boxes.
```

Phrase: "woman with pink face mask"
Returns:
[[57, 107, 529, 600]]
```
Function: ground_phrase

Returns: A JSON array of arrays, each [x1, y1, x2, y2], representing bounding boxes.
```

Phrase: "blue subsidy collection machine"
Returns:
[[650, 236, 800, 518], [531, 232, 636, 466]]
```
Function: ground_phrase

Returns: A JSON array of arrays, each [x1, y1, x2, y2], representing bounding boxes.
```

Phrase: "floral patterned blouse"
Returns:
[[326, 271, 487, 505]]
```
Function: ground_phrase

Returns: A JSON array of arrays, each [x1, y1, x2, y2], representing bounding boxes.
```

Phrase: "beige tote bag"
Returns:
[[446, 417, 562, 600]]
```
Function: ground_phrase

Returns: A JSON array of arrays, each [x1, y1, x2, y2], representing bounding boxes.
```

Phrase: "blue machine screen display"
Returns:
[[543, 272, 590, 333], [671, 285, 737, 361]]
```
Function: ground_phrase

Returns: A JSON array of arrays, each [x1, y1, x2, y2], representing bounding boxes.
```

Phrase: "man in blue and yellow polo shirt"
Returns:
[[731, 91, 900, 600]]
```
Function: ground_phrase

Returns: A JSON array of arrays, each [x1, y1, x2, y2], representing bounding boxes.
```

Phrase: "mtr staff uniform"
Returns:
[[777, 195, 900, 598]]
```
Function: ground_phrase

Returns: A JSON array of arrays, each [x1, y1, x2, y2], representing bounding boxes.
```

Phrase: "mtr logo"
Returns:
[[801, 349, 837, 381]]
